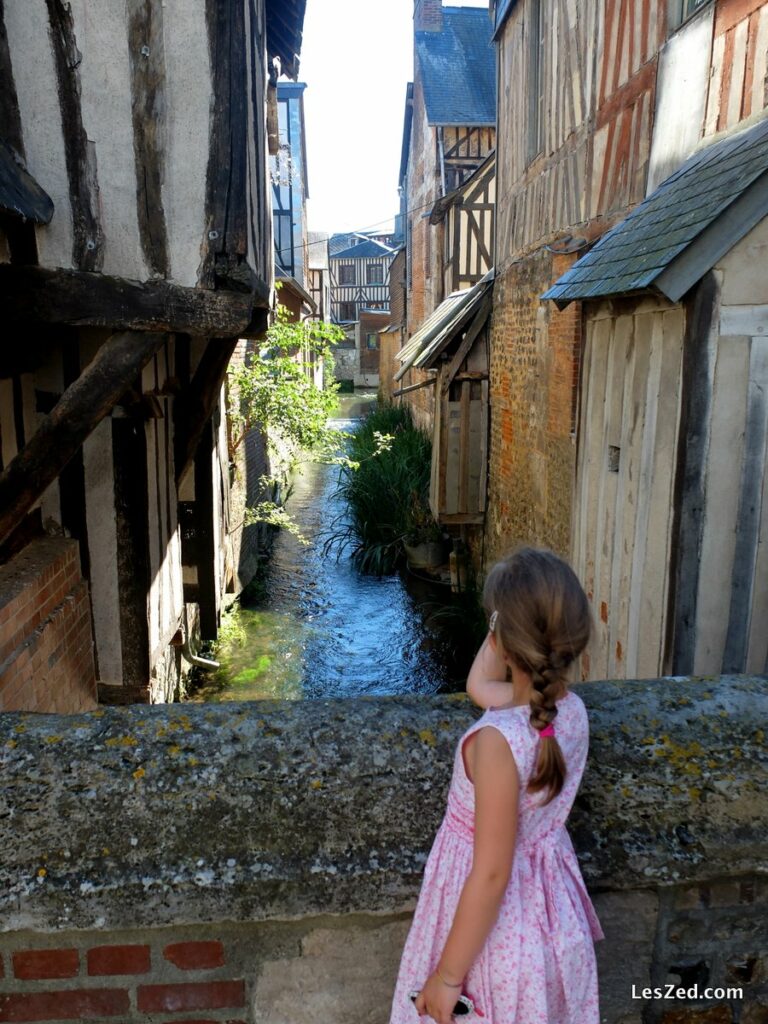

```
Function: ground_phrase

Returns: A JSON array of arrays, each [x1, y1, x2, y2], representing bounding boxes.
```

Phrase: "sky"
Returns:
[[298, 0, 489, 236]]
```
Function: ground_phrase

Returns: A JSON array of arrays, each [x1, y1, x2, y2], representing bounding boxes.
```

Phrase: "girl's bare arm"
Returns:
[[414, 726, 518, 1023], [466, 634, 514, 708]]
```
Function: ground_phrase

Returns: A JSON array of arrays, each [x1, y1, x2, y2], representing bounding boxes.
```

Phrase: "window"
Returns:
[[339, 301, 357, 321], [685, 0, 712, 15], [366, 333, 378, 350], [366, 263, 384, 284], [339, 264, 356, 285], [526, 0, 545, 164]]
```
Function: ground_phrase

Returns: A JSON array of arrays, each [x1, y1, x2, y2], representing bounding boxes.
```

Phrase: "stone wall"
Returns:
[[0, 537, 97, 714], [484, 250, 582, 568], [0, 675, 766, 1024]]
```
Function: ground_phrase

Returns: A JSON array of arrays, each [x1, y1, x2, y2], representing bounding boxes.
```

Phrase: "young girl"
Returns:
[[389, 547, 604, 1024]]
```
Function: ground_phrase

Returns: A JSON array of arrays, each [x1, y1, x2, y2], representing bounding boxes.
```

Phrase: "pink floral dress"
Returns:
[[389, 689, 604, 1024]]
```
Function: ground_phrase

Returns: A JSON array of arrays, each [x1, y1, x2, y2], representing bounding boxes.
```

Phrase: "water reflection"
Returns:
[[189, 393, 472, 702]]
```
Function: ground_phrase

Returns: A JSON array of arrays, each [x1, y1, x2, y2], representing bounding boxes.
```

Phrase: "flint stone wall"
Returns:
[[0, 675, 766, 1024]]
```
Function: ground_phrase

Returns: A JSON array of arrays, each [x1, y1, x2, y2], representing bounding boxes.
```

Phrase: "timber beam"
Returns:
[[0, 264, 265, 336], [0, 330, 167, 548]]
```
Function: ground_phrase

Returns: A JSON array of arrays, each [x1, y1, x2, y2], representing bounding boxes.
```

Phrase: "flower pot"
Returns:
[[404, 540, 448, 569]]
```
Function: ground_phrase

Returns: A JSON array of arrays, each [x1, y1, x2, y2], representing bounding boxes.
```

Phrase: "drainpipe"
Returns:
[[173, 628, 220, 670]]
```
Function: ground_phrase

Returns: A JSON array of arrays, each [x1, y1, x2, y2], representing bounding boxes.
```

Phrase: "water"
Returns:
[[188, 393, 477, 702]]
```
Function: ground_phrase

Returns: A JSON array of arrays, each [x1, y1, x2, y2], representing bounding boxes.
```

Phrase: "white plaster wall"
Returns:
[[4, 0, 74, 268], [83, 418, 123, 685], [68, 0, 147, 279], [163, 0, 212, 286], [646, 7, 713, 194]]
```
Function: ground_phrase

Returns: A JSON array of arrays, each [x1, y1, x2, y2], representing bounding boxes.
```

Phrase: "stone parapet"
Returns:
[[0, 675, 766, 1023]]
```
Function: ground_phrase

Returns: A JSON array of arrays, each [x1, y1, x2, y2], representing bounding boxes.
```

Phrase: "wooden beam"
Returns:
[[45, 0, 103, 270], [0, 330, 167, 547], [441, 292, 493, 392], [175, 338, 237, 488], [0, 264, 255, 336], [127, 0, 170, 277], [174, 310, 268, 487], [391, 376, 437, 398]]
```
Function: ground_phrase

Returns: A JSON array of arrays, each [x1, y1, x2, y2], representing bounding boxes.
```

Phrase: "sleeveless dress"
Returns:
[[388, 689, 604, 1024]]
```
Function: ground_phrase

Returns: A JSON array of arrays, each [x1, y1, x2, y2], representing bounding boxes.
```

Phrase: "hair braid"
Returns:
[[482, 547, 591, 805]]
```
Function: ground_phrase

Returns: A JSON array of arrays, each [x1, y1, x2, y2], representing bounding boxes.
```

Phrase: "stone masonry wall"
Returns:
[[484, 250, 583, 569], [0, 675, 766, 1023], [0, 537, 97, 714]]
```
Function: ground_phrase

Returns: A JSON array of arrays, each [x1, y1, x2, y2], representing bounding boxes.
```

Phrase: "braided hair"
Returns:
[[483, 547, 591, 804]]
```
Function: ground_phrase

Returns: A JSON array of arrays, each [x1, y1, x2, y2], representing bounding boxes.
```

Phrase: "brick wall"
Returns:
[[0, 933, 249, 1023], [483, 250, 582, 570], [378, 329, 402, 403], [0, 537, 97, 714]]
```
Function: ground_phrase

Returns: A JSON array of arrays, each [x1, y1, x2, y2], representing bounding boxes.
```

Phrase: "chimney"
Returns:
[[414, 0, 443, 31]]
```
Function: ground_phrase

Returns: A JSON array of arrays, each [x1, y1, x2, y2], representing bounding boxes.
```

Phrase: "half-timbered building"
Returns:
[[484, 0, 768, 678], [0, 0, 306, 712], [394, 2, 496, 434], [329, 237, 396, 324]]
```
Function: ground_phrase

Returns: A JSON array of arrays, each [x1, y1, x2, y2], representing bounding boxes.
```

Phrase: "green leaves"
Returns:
[[227, 301, 346, 459]]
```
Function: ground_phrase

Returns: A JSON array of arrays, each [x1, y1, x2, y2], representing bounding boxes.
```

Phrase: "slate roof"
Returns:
[[416, 8, 496, 126], [542, 115, 768, 308], [331, 239, 395, 260], [0, 140, 53, 224], [395, 272, 494, 380]]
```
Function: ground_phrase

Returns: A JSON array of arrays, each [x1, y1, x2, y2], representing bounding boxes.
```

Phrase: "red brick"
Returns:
[[12, 949, 79, 980], [163, 941, 225, 971], [0, 987, 129, 1021], [87, 944, 150, 976], [137, 980, 245, 1013]]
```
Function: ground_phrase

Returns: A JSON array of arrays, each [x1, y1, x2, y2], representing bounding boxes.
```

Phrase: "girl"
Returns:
[[388, 547, 604, 1024]]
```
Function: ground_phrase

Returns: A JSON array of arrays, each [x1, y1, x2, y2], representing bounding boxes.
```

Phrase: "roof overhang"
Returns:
[[266, 0, 306, 79], [429, 151, 496, 225], [0, 140, 54, 225], [542, 116, 768, 309], [394, 272, 494, 381], [275, 270, 316, 313]]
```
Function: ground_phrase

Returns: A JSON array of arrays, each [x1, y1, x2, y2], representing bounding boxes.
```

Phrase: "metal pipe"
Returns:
[[181, 641, 220, 671]]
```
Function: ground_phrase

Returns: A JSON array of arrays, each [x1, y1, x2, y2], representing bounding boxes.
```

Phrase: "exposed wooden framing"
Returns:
[[127, 0, 170, 278], [0, 330, 167, 547], [202, 0, 251, 292], [195, 419, 218, 642], [391, 377, 437, 398], [0, 264, 255, 335], [441, 294, 493, 391], [174, 320, 269, 489], [722, 335, 768, 671], [45, 0, 104, 271], [458, 380, 471, 510], [667, 273, 719, 674], [112, 412, 151, 693]]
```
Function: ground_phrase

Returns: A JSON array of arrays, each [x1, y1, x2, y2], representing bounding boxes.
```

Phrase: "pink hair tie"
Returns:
[[539, 723, 555, 739]]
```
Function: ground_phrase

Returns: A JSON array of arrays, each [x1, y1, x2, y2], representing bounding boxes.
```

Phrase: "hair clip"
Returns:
[[488, 610, 498, 633]]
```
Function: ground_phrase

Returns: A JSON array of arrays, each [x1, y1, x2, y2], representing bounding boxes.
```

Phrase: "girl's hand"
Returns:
[[414, 971, 461, 1024]]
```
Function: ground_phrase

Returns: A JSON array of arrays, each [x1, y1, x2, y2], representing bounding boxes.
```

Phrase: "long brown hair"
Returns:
[[483, 547, 591, 804]]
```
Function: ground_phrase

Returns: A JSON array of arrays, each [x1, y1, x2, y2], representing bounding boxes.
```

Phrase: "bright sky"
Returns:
[[298, 0, 489, 236]]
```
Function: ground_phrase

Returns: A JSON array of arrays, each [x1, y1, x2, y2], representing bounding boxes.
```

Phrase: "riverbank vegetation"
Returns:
[[329, 404, 441, 574], [227, 299, 347, 539]]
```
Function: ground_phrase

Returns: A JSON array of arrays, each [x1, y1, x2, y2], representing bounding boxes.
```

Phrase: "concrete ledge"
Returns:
[[0, 675, 766, 933]]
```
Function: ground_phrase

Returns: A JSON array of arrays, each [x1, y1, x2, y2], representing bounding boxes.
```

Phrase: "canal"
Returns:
[[188, 393, 477, 702]]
